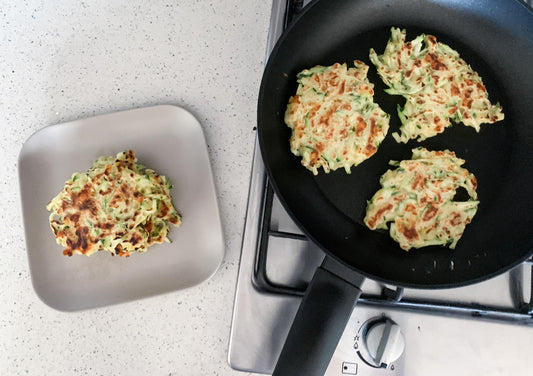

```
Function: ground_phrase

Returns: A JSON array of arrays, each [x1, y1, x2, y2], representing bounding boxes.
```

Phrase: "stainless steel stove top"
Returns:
[[229, 1, 533, 375]]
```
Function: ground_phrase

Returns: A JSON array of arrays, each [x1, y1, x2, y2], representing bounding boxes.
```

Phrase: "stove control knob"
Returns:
[[363, 318, 405, 367]]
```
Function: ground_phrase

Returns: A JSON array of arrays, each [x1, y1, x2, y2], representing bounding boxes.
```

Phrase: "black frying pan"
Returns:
[[257, 0, 533, 374]]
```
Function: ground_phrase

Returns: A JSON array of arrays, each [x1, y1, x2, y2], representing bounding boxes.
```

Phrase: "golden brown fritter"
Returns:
[[285, 61, 390, 174], [46, 150, 181, 257]]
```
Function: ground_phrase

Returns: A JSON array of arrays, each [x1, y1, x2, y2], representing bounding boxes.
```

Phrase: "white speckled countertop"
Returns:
[[0, 1, 272, 375]]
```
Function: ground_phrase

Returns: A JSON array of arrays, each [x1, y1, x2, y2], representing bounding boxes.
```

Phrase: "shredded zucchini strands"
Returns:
[[46, 150, 182, 257], [364, 148, 479, 251], [369, 27, 504, 143], [285, 61, 390, 175]]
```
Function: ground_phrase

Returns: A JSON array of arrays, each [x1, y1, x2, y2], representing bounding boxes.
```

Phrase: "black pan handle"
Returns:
[[272, 257, 365, 376]]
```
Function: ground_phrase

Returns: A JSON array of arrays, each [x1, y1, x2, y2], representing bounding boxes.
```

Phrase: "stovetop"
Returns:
[[228, 1, 533, 375]]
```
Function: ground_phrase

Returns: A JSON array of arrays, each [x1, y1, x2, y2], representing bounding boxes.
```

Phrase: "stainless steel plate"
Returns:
[[19, 105, 224, 311]]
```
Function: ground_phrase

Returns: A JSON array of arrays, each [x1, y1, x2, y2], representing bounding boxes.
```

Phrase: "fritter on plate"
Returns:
[[46, 150, 181, 257]]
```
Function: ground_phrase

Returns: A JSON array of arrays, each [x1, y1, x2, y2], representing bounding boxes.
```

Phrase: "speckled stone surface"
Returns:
[[0, 1, 271, 375]]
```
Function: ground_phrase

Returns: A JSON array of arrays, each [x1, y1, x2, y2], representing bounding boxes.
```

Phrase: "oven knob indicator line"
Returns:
[[353, 317, 405, 370], [365, 320, 405, 367]]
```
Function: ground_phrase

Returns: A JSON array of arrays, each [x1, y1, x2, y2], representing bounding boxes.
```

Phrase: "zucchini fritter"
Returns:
[[364, 148, 478, 251], [285, 61, 390, 174], [370, 27, 504, 143], [46, 150, 181, 257]]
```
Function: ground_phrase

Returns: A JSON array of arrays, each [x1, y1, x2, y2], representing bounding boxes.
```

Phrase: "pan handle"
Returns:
[[272, 256, 365, 376]]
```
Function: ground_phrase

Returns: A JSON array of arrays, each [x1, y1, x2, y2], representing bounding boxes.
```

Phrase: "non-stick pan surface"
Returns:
[[258, 0, 533, 288]]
